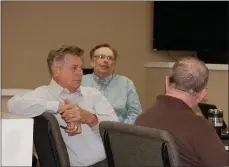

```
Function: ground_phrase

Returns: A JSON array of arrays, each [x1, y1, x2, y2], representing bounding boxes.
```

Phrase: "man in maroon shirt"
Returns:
[[135, 57, 228, 166]]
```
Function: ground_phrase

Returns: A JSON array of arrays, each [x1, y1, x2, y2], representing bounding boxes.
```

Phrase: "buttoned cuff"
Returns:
[[91, 123, 99, 131]]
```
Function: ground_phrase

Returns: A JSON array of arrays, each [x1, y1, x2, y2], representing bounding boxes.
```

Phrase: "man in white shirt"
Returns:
[[7, 45, 119, 166]]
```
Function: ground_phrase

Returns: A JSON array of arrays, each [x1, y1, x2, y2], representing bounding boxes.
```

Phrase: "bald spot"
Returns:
[[171, 57, 209, 92], [179, 58, 207, 76]]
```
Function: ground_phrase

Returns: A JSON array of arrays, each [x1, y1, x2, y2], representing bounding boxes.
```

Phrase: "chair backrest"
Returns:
[[33, 112, 70, 167], [99, 121, 180, 167]]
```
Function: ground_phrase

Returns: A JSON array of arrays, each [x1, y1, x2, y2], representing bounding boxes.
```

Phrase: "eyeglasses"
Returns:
[[93, 55, 115, 61]]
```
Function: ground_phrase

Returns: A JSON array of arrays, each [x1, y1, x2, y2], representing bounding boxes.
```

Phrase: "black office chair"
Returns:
[[99, 121, 180, 167], [33, 112, 70, 167], [32, 154, 38, 167]]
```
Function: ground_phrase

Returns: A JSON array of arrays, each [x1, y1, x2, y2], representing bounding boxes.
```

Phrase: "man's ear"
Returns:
[[52, 66, 60, 76], [113, 59, 117, 65], [165, 76, 170, 93], [90, 60, 94, 68], [196, 87, 208, 103]]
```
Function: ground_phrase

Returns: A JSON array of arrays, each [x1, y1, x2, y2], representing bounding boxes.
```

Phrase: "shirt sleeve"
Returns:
[[7, 86, 60, 118], [123, 79, 142, 124], [193, 118, 228, 166], [90, 88, 119, 135]]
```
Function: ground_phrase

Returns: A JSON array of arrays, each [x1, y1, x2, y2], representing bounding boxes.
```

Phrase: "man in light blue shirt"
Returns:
[[82, 44, 142, 124]]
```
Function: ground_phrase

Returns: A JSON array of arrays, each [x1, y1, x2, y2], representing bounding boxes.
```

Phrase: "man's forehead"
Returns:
[[94, 47, 113, 56], [64, 54, 82, 65]]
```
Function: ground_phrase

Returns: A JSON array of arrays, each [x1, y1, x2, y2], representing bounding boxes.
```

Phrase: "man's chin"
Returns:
[[99, 67, 109, 71], [98, 69, 111, 75], [72, 85, 81, 91], [71, 82, 81, 87]]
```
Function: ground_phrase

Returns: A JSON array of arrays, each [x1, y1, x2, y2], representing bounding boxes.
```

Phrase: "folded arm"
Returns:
[[90, 89, 119, 135], [7, 87, 59, 117], [78, 108, 99, 128]]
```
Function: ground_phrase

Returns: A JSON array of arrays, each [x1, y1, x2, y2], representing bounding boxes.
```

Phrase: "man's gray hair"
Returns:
[[169, 57, 209, 93], [47, 45, 84, 76]]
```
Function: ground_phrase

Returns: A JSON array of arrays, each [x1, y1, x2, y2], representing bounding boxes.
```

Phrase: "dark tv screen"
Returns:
[[153, 1, 228, 52], [83, 68, 93, 75]]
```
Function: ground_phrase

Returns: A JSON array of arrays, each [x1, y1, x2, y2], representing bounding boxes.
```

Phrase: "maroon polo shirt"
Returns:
[[135, 95, 228, 166]]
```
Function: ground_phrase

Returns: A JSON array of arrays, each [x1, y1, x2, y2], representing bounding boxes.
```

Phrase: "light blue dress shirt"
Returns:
[[82, 73, 142, 124]]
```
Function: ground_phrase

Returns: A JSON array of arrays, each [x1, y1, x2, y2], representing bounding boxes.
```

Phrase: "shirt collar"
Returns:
[[49, 79, 83, 96], [92, 73, 114, 85]]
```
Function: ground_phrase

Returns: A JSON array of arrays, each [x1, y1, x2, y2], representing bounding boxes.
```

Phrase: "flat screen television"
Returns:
[[83, 68, 93, 75], [153, 2, 228, 64]]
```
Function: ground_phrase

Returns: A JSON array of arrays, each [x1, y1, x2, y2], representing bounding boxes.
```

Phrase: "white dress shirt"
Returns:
[[7, 80, 119, 166]]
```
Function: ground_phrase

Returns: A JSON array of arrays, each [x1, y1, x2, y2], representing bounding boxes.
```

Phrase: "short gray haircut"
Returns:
[[47, 45, 84, 76], [169, 57, 209, 93]]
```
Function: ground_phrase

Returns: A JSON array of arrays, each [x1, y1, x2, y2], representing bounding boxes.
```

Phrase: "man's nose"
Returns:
[[103, 58, 108, 63], [74, 70, 83, 75]]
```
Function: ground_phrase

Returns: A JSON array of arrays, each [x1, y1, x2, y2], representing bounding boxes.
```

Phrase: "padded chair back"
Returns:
[[99, 121, 180, 167], [33, 112, 70, 167]]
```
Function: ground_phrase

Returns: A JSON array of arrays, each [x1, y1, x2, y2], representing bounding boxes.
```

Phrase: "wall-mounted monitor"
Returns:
[[153, 2, 228, 64]]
